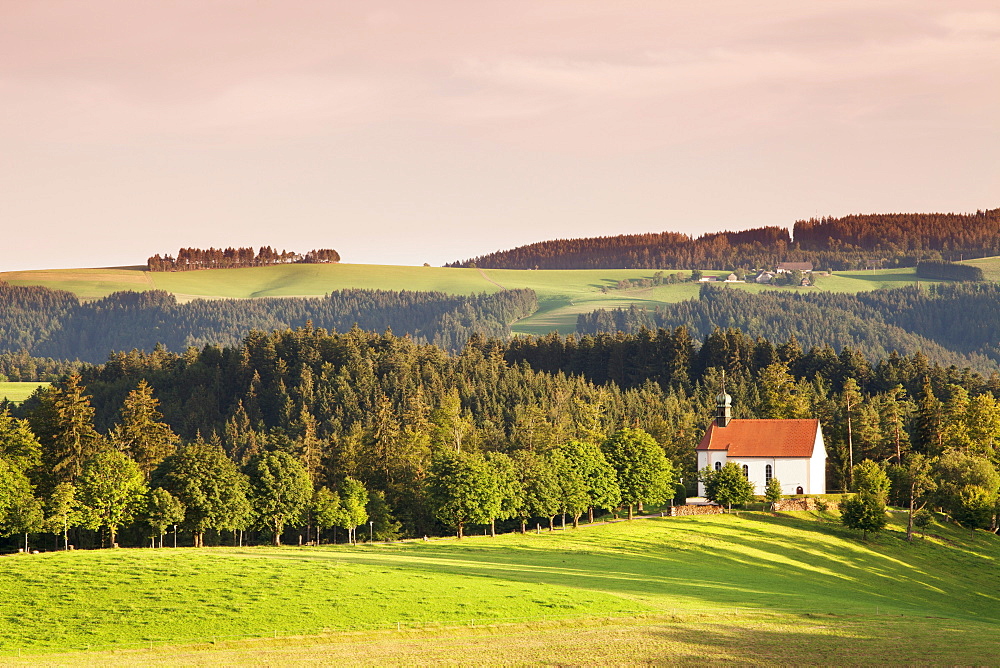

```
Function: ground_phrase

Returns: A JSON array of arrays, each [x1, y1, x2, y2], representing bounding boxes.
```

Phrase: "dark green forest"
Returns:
[[6, 279, 1000, 375], [915, 260, 985, 282], [0, 282, 536, 363], [577, 284, 1000, 372], [2, 323, 997, 551], [449, 208, 1000, 270]]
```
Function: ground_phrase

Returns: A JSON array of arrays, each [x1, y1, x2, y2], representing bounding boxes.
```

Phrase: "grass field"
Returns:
[[0, 262, 960, 336], [963, 255, 1000, 282], [2, 510, 997, 664], [0, 382, 47, 404]]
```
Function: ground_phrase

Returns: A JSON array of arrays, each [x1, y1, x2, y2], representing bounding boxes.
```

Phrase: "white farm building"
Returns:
[[696, 392, 826, 496]]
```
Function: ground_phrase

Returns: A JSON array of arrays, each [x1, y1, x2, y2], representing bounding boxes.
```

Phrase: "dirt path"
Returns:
[[477, 268, 507, 291]]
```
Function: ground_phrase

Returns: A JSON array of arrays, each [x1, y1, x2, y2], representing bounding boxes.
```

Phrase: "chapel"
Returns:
[[695, 390, 826, 496]]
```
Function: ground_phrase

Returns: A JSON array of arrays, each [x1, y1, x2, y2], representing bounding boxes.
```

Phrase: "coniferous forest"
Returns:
[[450, 209, 1000, 270], [577, 283, 1000, 372], [0, 283, 537, 363], [5, 279, 1000, 373], [147, 246, 341, 271], [1, 323, 998, 551]]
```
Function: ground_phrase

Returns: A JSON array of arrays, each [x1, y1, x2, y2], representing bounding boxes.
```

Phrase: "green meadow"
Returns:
[[0, 382, 47, 404], [963, 255, 1000, 282], [0, 261, 964, 336], [2, 511, 997, 664]]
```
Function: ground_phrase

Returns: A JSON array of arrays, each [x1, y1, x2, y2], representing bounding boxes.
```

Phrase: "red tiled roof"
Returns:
[[697, 419, 819, 457]]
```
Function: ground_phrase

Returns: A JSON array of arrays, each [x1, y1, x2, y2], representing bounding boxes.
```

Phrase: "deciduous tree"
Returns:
[[45, 482, 81, 550], [152, 442, 250, 547], [602, 428, 674, 519], [144, 488, 185, 547], [78, 450, 147, 547], [699, 462, 754, 512], [427, 450, 490, 539], [337, 476, 369, 544], [245, 451, 312, 546], [765, 476, 783, 511]]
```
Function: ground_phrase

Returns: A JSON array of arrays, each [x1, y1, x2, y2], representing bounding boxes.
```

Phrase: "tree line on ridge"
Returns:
[[146, 246, 341, 271], [449, 208, 1000, 270]]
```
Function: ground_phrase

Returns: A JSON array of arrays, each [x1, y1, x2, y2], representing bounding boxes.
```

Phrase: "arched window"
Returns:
[[714, 461, 721, 471], [765, 465, 773, 483], [742, 464, 749, 478]]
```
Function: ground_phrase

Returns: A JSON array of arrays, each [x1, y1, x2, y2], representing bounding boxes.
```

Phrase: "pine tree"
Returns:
[[32, 375, 105, 487], [111, 380, 179, 479], [913, 377, 943, 455]]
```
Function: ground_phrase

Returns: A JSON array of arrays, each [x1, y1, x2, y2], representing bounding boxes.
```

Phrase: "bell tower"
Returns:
[[716, 371, 732, 427]]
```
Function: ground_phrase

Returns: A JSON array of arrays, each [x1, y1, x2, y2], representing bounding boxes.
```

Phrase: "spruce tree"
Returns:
[[111, 380, 179, 479]]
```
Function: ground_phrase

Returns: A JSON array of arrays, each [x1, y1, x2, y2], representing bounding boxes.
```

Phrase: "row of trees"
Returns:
[[837, 452, 1000, 539], [429, 429, 675, 538], [146, 247, 340, 272], [0, 350, 81, 383], [449, 209, 1000, 271], [1, 368, 679, 549], [794, 209, 1000, 258]]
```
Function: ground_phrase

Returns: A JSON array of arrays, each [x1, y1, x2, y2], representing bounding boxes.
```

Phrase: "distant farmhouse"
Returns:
[[696, 391, 826, 496], [754, 270, 775, 284], [776, 261, 813, 274]]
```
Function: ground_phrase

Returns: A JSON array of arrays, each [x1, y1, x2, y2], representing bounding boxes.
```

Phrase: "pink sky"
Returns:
[[2, 1, 998, 270]]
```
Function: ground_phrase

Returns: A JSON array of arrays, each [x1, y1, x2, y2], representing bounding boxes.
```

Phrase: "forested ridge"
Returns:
[[0, 283, 537, 363], [1, 323, 997, 551], [577, 284, 1000, 372], [449, 208, 999, 270]]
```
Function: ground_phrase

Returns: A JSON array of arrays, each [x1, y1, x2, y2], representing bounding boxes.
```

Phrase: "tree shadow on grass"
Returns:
[[634, 614, 998, 666], [298, 514, 998, 624]]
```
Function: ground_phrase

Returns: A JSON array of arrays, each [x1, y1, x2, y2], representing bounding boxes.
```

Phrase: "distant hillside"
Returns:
[[576, 283, 1000, 373], [794, 208, 1000, 257], [0, 283, 537, 363], [447, 227, 793, 270], [450, 208, 999, 271]]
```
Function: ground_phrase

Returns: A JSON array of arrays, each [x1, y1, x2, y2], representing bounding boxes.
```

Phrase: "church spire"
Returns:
[[716, 370, 732, 427]]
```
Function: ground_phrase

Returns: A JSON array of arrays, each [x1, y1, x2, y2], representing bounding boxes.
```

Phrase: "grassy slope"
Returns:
[[963, 255, 1000, 282], [0, 263, 957, 336], [0, 382, 47, 404], [1, 511, 997, 662]]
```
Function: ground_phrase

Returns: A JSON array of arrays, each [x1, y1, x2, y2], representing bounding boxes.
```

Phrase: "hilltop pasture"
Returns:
[[0, 261, 960, 336], [1, 511, 997, 664]]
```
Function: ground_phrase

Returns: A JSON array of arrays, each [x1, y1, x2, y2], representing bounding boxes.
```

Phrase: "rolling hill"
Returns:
[[0, 262, 947, 337], [1, 511, 997, 664]]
